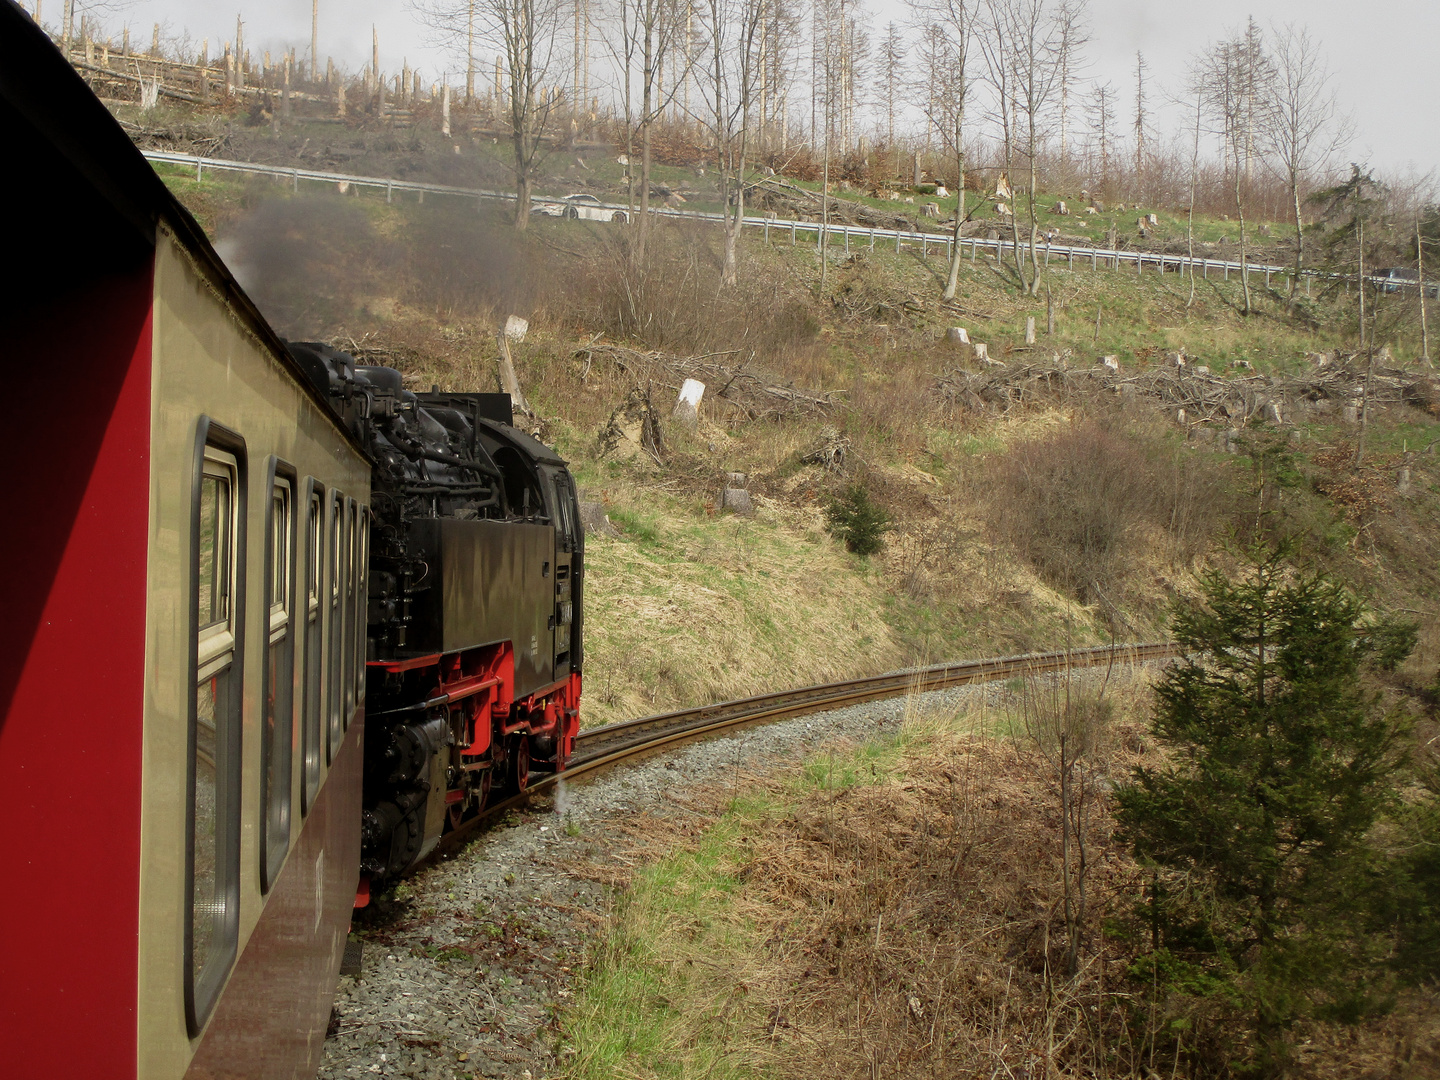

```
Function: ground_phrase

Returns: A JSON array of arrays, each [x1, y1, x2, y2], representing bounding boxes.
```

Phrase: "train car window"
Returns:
[[327, 492, 344, 762], [342, 498, 357, 727], [261, 467, 296, 891], [187, 423, 246, 1036], [551, 473, 579, 552], [493, 446, 546, 521], [301, 483, 324, 813]]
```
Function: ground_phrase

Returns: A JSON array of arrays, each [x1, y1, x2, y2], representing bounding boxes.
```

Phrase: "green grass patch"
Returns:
[[559, 798, 776, 1080]]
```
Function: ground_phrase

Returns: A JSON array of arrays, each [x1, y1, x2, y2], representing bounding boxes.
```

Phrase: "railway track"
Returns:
[[428, 640, 1180, 863]]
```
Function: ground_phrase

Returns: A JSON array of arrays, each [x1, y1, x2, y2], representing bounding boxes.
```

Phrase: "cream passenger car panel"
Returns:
[[138, 226, 370, 1079]]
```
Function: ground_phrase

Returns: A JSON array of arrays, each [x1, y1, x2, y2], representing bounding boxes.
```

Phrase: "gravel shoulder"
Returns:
[[318, 668, 1146, 1079]]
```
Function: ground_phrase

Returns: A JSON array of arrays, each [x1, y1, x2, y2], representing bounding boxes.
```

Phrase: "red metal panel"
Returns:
[[0, 263, 155, 1079], [184, 710, 365, 1080]]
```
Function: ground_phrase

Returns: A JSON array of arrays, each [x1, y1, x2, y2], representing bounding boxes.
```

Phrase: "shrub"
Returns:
[[987, 421, 1221, 603], [824, 483, 891, 556]]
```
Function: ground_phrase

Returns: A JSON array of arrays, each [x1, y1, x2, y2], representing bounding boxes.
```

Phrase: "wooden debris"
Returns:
[[574, 342, 841, 421], [934, 354, 1436, 429]]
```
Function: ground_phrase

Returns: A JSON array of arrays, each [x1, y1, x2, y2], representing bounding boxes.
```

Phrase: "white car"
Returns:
[[531, 193, 629, 223]]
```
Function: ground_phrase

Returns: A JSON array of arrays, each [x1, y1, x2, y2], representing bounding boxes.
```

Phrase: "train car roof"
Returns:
[[0, 3, 364, 456]]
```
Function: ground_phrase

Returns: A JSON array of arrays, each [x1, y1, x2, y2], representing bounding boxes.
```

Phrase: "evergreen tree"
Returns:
[[823, 482, 890, 556], [1114, 549, 1408, 1071]]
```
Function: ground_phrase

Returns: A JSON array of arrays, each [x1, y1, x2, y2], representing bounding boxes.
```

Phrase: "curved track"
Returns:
[[425, 641, 1180, 865]]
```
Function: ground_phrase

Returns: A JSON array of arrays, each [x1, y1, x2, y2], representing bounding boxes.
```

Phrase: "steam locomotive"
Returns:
[[2, 6, 581, 1077], [288, 343, 585, 890]]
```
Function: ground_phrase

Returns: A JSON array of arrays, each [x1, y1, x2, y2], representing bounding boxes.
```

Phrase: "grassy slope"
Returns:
[[155, 163, 1440, 729]]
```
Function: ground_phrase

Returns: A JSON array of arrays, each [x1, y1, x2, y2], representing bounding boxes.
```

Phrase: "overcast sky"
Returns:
[[57, 0, 1440, 177]]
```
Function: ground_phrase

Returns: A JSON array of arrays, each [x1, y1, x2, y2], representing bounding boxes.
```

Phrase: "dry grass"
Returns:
[[561, 673, 1440, 1079], [574, 484, 905, 726]]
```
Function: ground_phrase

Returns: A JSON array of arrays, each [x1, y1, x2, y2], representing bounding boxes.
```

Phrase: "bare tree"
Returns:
[[1054, 0, 1088, 180], [573, 0, 591, 116], [813, 0, 866, 154], [1263, 23, 1350, 300], [910, 0, 975, 302], [631, 0, 692, 254], [1132, 50, 1147, 194], [874, 21, 905, 157], [594, 0, 640, 209], [1183, 70, 1204, 308], [981, 0, 1065, 297], [1087, 79, 1114, 193], [701, 0, 764, 285], [758, 0, 805, 150], [1198, 24, 1274, 315], [418, 0, 568, 229], [1420, 212, 1433, 364]]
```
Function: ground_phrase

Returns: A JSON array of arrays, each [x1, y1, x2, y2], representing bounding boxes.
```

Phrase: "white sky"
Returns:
[[51, 0, 1440, 177]]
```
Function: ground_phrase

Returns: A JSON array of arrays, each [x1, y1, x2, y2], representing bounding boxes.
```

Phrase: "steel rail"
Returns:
[[140, 149, 1429, 292], [422, 640, 1181, 866]]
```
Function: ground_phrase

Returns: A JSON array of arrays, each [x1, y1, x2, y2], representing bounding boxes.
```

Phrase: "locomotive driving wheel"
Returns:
[[508, 734, 530, 794]]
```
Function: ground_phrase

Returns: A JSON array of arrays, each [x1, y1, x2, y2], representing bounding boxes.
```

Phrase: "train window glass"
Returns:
[[197, 476, 230, 630], [327, 493, 343, 762], [262, 471, 295, 889], [552, 473, 578, 552], [302, 486, 323, 812], [189, 432, 245, 1035]]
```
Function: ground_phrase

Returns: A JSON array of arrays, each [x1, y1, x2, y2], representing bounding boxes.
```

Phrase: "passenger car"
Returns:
[[0, 8, 584, 1077], [531, 192, 629, 223]]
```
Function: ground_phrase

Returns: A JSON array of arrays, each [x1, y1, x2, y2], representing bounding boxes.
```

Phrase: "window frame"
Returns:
[[185, 418, 247, 1037], [342, 497, 357, 727], [260, 459, 298, 892], [301, 479, 325, 815], [327, 491, 344, 763], [354, 505, 369, 703]]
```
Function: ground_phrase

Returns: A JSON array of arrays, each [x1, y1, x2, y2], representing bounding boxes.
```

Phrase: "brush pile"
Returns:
[[936, 352, 1440, 430], [575, 341, 841, 421]]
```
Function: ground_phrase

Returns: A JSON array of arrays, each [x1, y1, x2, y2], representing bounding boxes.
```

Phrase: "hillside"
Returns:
[[154, 159, 1440, 726]]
